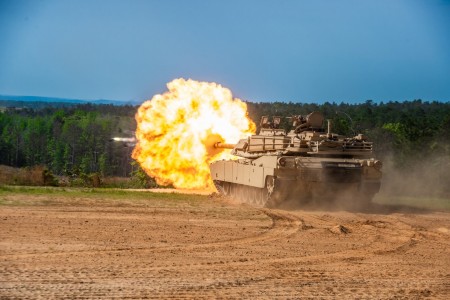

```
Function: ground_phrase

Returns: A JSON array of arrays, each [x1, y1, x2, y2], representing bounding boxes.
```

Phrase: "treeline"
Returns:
[[0, 103, 137, 179], [1, 100, 450, 192]]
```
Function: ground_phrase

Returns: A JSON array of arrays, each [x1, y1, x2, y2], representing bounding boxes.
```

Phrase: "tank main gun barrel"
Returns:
[[214, 142, 234, 149]]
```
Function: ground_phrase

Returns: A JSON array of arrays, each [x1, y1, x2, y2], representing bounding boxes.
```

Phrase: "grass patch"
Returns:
[[374, 194, 450, 211], [0, 185, 211, 207]]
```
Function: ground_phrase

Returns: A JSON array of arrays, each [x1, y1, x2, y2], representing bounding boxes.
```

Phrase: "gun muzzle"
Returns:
[[214, 142, 234, 149]]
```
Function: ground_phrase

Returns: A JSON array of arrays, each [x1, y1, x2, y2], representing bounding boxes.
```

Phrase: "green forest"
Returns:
[[1, 100, 450, 194]]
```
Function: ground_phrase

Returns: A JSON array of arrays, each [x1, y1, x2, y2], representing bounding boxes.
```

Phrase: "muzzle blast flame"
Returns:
[[132, 78, 255, 190]]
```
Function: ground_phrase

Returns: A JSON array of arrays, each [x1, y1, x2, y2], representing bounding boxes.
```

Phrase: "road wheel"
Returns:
[[263, 176, 282, 207], [213, 180, 227, 196]]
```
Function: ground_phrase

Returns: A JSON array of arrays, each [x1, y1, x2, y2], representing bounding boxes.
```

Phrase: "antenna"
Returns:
[[336, 111, 356, 136]]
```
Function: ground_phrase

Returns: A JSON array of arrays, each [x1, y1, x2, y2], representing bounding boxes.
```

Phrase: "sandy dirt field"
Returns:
[[0, 190, 449, 299]]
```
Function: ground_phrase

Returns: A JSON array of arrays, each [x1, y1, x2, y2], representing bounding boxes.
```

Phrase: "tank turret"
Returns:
[[210, 112, 382, 207]]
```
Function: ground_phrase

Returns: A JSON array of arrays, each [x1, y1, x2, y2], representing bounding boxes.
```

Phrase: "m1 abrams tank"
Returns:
[[210, 112, 382, 207]]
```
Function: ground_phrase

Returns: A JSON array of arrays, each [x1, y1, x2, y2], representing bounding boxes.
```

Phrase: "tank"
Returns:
[[210, 112, 382, 207]]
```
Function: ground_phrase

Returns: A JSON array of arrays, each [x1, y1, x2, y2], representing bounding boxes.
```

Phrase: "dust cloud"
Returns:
[[275, 154, 450, 213], [277, 184, 373, 213], [377, 155, 449, 198], [372, 154, 450, 212]]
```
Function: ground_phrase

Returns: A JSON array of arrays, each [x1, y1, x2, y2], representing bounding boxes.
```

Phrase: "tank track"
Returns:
[[213, 177, 287, 208], [213, 178, 376, 208]]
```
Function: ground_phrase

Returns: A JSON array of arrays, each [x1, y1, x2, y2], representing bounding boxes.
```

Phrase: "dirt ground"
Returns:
[[0, 191, 449, 299]]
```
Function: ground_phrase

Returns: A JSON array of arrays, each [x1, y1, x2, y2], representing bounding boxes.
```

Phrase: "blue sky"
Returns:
[[1, 0, 449, 103]]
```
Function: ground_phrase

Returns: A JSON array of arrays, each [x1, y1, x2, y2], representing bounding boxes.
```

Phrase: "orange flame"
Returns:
[[132, 78, 255, 190]]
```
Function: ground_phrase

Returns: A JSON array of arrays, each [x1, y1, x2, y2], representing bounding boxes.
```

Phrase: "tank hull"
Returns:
[[210, 155, 381, 207]]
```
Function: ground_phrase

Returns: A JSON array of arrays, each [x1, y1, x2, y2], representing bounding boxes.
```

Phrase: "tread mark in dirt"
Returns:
[[0, 208, 304, 259]]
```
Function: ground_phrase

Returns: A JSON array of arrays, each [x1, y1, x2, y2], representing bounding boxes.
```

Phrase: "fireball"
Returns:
[[132, 78, 255, 190]]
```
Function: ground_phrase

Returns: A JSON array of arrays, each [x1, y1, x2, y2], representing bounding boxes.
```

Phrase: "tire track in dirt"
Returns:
[[120, 210, 447, 298], [1, 206, 435, 283], [157, 210, 448, 299], [0, 209, 306, 298], [177, 210, 422, 272], [6, 208, 417, 273], [0, 208, 303, 260], [2, 204, 449, 299], [0, 208, 422, 267]]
